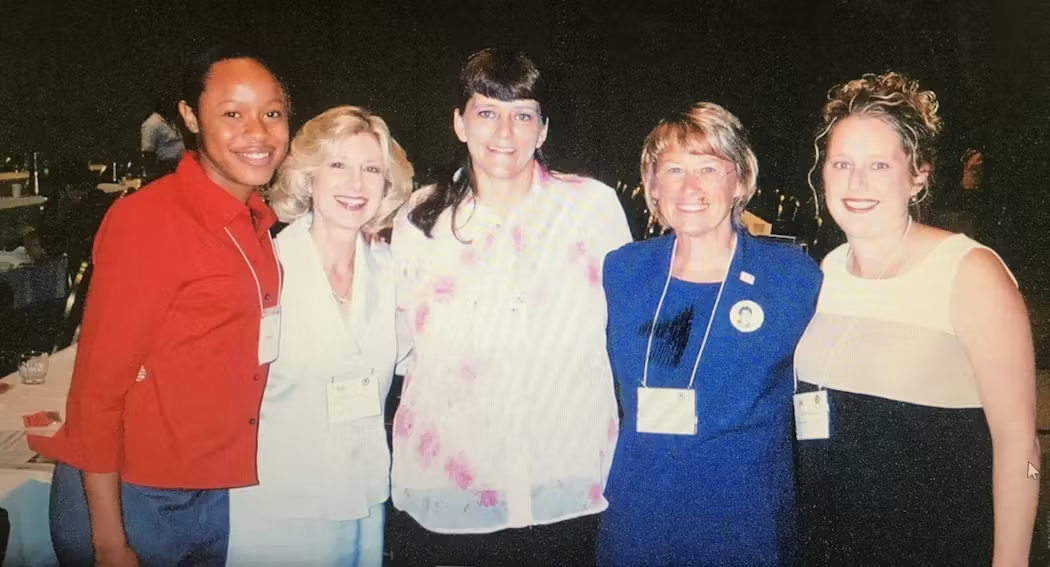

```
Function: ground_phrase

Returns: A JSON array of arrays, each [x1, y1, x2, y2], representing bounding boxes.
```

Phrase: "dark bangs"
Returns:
[[460, 49, 545, 113]]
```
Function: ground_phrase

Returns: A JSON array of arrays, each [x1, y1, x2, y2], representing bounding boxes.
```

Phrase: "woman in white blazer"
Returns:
[[226, 105, 414, 567]]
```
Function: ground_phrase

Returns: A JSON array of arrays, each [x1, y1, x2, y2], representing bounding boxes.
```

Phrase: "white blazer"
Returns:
[[229, 214, 400, 521]]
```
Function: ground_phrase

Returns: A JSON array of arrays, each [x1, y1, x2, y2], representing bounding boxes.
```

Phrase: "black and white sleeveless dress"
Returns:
[[794, 234, 1014, 566]]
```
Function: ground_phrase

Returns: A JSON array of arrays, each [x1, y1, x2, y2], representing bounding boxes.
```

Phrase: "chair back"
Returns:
[[53, 258, 91, 353]]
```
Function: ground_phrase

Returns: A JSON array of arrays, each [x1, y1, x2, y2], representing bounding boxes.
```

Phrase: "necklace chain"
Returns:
[[326, 266, 353, 305], [331, 290, 351, 304], [846, 216, 913, 279]]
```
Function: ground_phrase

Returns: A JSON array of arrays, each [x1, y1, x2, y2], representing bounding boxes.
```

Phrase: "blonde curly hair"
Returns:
[[808, 72, 943, 204], [269, 105, 414, 233]]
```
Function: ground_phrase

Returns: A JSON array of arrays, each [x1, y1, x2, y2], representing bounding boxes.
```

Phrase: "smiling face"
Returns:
[[178, 57, 289, 199], [650, 144, 741, 239], [822, 116, 927, 239], [310, 132, 386, 234], [453, 93, 548, 185]]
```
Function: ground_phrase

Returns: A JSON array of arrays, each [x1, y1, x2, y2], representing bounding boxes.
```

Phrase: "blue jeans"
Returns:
[[49, 463, 229, 567]]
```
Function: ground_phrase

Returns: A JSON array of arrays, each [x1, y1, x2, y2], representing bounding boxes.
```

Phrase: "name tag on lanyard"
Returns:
[[225, 226, 282, 366], [637, 387, 697, 435], [794, 390, 830, 440], [635, 236, 738, 438], [327, 373, 381, 424], [258, 306, 281, 365]]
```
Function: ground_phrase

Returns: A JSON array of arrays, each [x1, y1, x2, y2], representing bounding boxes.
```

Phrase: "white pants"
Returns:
[[226, 502, 385, 567]]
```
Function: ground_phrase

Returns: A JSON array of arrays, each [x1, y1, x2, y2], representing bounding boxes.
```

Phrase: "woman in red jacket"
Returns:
[[36, 44, 290, 567]]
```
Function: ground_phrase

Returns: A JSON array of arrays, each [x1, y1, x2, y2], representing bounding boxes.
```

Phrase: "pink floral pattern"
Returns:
[[573, 240, 588, 258], [394, 407, 414, 438], [511, 227, 524, 254], [417, 430, 440, 468], [414, 303, 430, 333], [588, 483, 603, 505], [461, 246, 478, 267], [461, 362, 479, 382], [432, 277, 456, 302], [586, 259, 602, 289], [390, 163, 633, 531], [444, 455, 474, 489], [476, 490, 499, 507]]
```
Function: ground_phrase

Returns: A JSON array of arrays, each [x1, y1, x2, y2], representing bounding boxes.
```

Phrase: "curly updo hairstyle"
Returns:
[[808, 72, 944, 205]]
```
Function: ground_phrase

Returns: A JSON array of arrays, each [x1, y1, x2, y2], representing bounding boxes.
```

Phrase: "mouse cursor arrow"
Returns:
[[1028, 462, 1040, 481]]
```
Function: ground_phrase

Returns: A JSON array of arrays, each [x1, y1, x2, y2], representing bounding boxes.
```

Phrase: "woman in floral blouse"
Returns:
[[389, 48, 631, 566]]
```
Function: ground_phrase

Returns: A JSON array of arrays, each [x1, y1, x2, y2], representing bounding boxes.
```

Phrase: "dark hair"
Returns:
[[409, 48, 547, 238], [180, 43, 289, 114]]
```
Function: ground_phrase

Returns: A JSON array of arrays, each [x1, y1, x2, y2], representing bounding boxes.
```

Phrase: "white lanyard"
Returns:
[[792, 215, 913, 395], [641, 233, 738, 390], [224, 226, 282, 313]]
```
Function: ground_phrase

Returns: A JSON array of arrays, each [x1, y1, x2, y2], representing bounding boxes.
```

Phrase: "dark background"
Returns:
[[1, 0, 1047, 269]]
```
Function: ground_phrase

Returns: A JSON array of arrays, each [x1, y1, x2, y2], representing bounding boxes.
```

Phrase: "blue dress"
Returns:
[[597, 231, 821, 566]]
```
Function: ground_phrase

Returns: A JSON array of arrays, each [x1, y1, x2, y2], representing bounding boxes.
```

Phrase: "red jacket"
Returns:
[[31, 154, 280, 489]]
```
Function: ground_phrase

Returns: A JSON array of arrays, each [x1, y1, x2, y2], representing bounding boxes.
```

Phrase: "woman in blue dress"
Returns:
[[597, 102, 822, 566]]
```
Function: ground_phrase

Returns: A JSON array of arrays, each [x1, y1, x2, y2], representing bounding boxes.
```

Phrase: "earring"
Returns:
[[910, 185, 929, 205]]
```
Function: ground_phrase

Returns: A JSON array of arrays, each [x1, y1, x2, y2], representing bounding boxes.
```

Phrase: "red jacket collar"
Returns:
[[174, 152, 277, 237]]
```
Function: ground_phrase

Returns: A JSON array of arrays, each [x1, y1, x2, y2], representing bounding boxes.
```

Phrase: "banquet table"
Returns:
[[0, 197, 46, 212], [0, 345, 76, 567], [97, 178, 141, 195], [0, 173, 31, 201]]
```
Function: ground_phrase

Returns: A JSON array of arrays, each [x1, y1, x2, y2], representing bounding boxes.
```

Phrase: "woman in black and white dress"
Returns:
[[794, 72, 1039, 566]]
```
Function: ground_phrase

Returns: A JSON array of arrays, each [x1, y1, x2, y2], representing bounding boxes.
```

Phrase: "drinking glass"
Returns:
[[18, 351, 49, 385]]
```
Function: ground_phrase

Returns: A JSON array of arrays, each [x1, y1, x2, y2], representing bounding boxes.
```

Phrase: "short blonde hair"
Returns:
[[639, 102, 759, 228], [270, 105, 414, 233]]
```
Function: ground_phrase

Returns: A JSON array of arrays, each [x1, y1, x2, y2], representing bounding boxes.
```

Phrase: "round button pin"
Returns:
[[729, 300, 764, 333]]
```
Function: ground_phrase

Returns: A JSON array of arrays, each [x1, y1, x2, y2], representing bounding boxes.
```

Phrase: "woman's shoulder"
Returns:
[[746, 234, 819, 269], [391, 186, 436, 239], [919, 228, 1018, 290], [404, 184, 437, 211], [547, 171, 618, 201], [743, 233, 823, 291], [366, 237, 394, 265], [606, 235, 668, 269], [93, 182, 184, 249], [274, 214, 310, 247]]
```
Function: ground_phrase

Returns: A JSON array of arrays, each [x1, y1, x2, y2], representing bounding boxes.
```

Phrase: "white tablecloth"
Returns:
[[0, 469, 54, 567], [0, 345, 75, 436], [97, 182, 136, 195], [0, 347, 72, 566]]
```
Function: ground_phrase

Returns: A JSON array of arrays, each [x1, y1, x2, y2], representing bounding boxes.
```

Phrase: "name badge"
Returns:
[[637, 387, 696, 435], [258, 306, 281, 364], [327, 374, 381, 424], [794, 390, 830, 440]]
